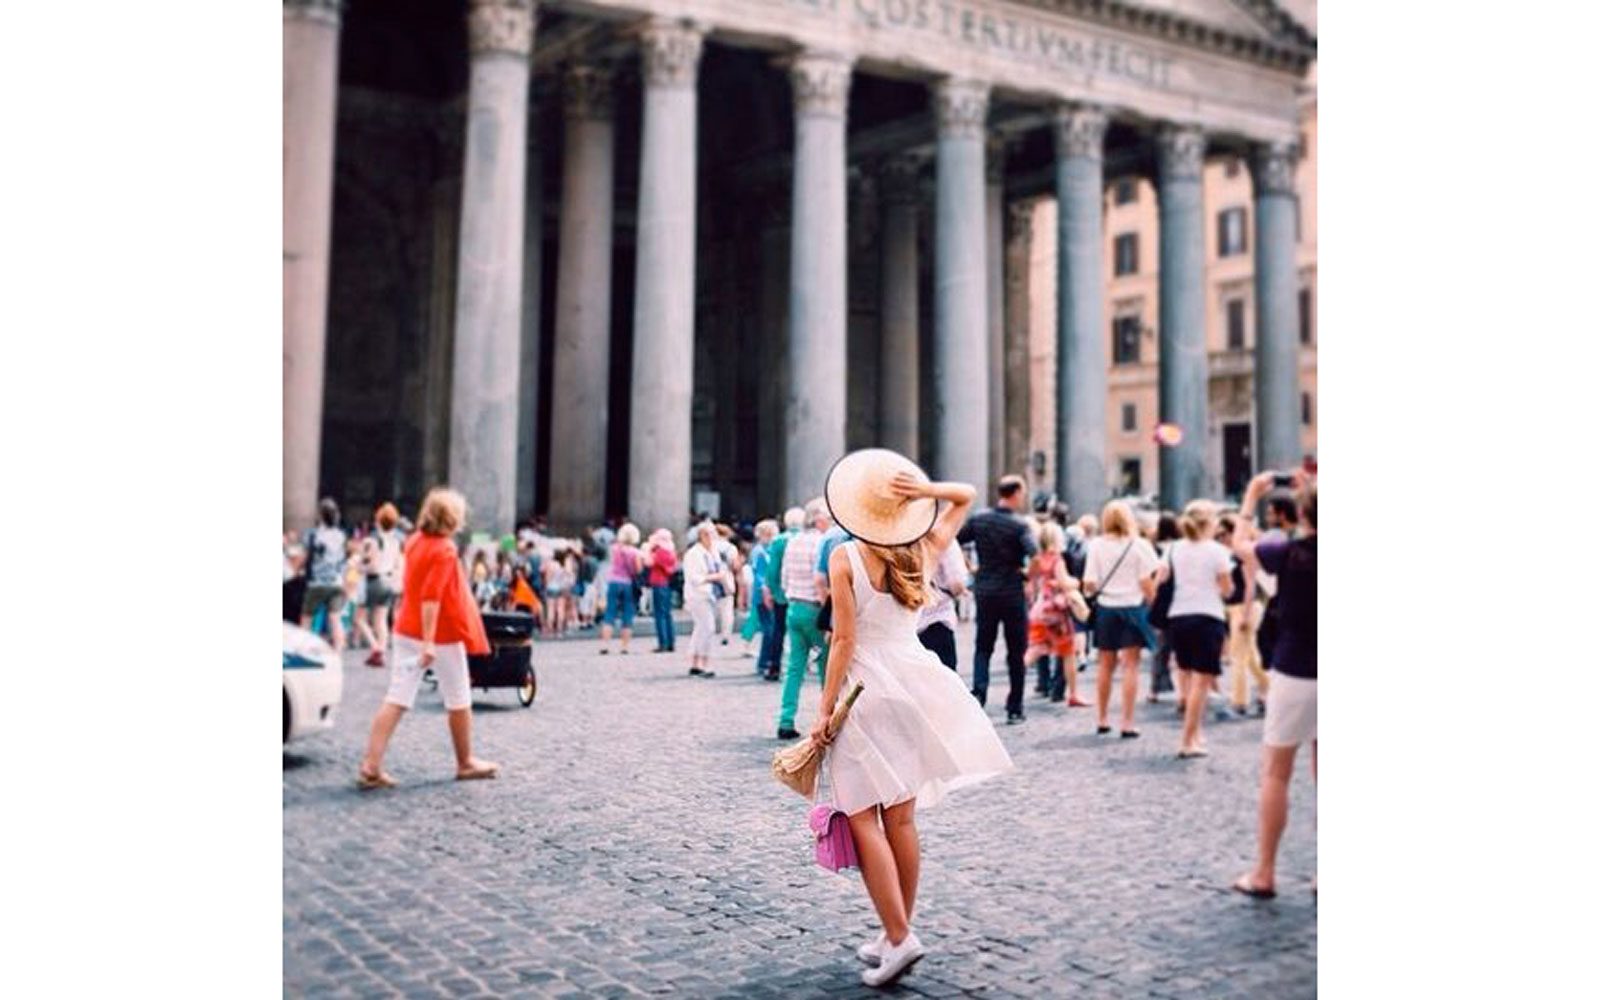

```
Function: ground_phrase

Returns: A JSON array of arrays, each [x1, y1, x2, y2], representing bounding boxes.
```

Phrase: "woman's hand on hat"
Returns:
[[887, 471, 927, 500]]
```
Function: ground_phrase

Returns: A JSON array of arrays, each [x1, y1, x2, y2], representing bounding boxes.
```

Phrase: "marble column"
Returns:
[[1253, 141, 1301, 473], [932, 77, 990, 491], [1054, 105, 1109, 517], [447, 0, 534, 534], [282, 0, 343, 530], [548, 65, 616, 532], [515, 114, 543, 521], [878, 155, 920, 460], [628, 19, 704, 534], [756, 199, 790, 514], [1003, 199, 1033, 479], [985, 138, 1006, 482], [784, 51, 853, 503], [1156, 124, 1209, 509]]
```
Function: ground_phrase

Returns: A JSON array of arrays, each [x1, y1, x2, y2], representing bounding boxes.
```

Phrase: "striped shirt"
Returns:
[[781, 529, 825, 604]]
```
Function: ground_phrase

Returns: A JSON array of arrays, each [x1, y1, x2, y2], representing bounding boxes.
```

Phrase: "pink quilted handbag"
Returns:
[[809, 802, 859, 873]]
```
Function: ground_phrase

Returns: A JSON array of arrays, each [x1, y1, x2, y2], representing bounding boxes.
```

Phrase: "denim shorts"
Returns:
[[605, 581, 636, 627]]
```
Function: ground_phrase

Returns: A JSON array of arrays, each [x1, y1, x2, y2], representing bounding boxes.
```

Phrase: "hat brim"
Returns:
[[823, 449, 939, 548]]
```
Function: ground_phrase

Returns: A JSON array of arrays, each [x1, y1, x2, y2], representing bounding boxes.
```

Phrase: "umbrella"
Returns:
[[771, 681, 865, 799]]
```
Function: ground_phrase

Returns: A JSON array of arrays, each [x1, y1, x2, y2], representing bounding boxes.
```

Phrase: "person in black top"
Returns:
[[957, 475, 1039, 723]]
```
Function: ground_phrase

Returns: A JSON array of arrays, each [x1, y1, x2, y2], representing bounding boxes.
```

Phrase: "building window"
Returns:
[[1120, 458, 1142, 495], [1112, 316, 1141, 365], [1114, 233, 1138, 276], [1217, 207, 1248, 257], [1113, 178, 1136, 204], [1226, 299, 1246, 351], [1299, 287, 1313, 344], [1121, 402, 1136, 433], [1302, 392, 1313, 426]]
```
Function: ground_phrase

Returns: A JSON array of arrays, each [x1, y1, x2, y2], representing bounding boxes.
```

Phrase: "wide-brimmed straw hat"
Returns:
[[823, 448, 938, 548]]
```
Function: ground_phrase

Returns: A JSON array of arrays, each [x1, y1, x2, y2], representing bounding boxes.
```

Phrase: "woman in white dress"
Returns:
[[812, 449, 1015, 989]]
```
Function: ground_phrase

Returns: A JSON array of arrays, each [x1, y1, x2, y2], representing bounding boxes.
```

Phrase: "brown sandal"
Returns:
[[1232, 875, 1276, 899], [357, 770, 396, 790], [455, 761, 500, 781]]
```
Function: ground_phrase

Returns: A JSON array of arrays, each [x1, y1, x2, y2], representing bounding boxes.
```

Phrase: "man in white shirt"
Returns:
[[916, 540, 969, 671], [775, 500, 831, 739]]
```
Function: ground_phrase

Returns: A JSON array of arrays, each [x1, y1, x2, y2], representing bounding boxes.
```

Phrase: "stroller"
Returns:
[[426, 610, 538, 707]]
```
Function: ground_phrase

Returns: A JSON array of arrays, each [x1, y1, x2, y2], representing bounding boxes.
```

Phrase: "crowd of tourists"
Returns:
[[285, 458, 1315, 907]]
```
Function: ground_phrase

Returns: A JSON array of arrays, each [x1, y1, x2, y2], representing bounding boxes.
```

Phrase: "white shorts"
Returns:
[[387, 635, 471, 711], [1263, 672, 1316, 747]]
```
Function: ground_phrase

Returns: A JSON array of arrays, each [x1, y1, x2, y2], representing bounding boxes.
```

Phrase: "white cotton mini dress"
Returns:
[[826, 542, 1014, 815]]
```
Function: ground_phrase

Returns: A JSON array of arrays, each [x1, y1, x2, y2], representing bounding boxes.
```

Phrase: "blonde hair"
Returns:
[[1076, 514, 1099, 536], [1100, 501, 1136, 538], [863, 542, 929, 611], [755, 519, 779, 542], [1037, 520, 1065, 553], [416, 488, 466, 537], [616, 523, 640, 546], [1178, 499, 1217, 542]]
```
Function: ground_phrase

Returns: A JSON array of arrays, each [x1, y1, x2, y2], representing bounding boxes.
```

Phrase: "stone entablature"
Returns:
[[543, 0, 1308, 142]]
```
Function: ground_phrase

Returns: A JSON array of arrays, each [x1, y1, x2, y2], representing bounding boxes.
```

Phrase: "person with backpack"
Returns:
[[300, 497, 349, 652], [353, 502, 404, 667]]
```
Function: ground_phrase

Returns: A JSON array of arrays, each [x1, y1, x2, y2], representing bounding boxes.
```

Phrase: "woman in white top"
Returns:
[[1082, 500, 1161, 738], [683, 522, 734, 678], [811, 449, 1013, 988], [1155, 500, 1236, 758]]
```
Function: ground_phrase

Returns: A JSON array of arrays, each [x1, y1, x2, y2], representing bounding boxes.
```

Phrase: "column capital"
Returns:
[[637, 18, 706, 90], [787, 51, 853, 119], [1251, 140, 1301, 196], [467, 0, 534, 58], [880, 155, 924, 206], [563, 63, 615, 121], [1052, 104, 1108, 162], [932, 78, 989, 140], [1155, 124, 1206, 182], [284, 0, 342, 25]]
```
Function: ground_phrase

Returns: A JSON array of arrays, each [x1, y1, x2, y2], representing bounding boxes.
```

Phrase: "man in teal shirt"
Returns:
[[759, 507, 804, 682]]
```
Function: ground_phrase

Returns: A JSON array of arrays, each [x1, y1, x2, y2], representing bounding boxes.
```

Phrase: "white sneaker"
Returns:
[[861, 931, 924, 987], [856, 933, 887, 965]]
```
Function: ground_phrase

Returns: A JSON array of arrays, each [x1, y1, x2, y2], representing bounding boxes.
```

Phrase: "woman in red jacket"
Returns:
[[358, 488, 500, 788]]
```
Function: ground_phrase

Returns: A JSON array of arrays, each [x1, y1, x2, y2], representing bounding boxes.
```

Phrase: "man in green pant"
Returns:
[[775, 499, 832, 740], [760, 507, 805, 682]]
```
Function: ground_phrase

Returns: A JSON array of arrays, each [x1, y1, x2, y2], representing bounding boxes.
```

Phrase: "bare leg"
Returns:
[[1179, 665, 1207, 751], [373, 604, 390, 650], [360, 702, 406, 777], [848, 807, 910, 945], [352, 606, 376, 650], [1095, 649, 1117, 728], [881, 799, 920, 921], [601, 622, 614, 645], [1119, 648, 1141, 731], [447, 707, 497, 774], [1246, 743, 1299, 890], [620, 626, 632, 652]]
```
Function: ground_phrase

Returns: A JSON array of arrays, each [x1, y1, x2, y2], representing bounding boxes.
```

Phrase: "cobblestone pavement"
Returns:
[[285, 623, 1316, 999]]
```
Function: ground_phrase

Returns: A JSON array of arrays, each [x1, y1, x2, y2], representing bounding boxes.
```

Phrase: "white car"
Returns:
[[283, 622, 343, 744]]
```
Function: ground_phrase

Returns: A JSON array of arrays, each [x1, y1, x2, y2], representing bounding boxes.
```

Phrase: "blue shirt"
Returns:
[[816, 526, 851, 574], [750, 542, 770, 596]]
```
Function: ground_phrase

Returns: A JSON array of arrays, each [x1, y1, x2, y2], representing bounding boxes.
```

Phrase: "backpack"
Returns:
[[1063, 534, 1088, 581]]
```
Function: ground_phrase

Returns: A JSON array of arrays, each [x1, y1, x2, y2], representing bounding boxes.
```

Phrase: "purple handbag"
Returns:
[[809, 758, 859, 873]]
